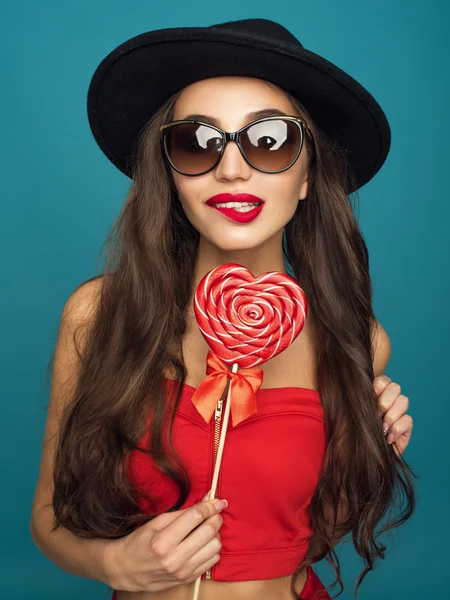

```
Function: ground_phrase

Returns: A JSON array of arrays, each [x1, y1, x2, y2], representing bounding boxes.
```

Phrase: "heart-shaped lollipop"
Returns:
[[194, 263, 308, 368]]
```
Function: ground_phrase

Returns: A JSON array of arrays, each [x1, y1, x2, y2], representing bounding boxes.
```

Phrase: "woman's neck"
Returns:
[[193, 233, 288, 290]]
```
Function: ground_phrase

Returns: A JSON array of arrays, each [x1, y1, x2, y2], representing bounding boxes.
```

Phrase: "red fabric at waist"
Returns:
[[200, 539, 310, 581]]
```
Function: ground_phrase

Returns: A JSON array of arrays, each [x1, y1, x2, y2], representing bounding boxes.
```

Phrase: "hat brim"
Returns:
[[87, 28, 391, 191]]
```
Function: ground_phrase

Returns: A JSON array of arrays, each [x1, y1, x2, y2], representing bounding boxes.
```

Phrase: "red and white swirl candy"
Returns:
[[194, 263, 308, 368]]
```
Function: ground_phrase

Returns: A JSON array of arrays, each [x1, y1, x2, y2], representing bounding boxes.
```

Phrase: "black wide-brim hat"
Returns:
[[87, 18, 391, 192]]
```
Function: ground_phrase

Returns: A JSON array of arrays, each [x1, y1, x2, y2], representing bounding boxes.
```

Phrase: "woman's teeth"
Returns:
[[215, 202, 261, 213]]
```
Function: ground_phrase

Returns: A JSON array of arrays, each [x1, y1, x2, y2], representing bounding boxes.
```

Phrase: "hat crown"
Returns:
[[209, 18, 303, 48]]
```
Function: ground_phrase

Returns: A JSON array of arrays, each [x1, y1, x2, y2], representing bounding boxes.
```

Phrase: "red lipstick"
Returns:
[[205, 193, 265, 223]]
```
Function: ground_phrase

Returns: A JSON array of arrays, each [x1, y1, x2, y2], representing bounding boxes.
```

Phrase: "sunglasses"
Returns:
[[159, 115, 312, 176]]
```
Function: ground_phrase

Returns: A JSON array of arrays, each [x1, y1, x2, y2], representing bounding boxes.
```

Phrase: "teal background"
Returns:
[[1, 0, 448, 598]]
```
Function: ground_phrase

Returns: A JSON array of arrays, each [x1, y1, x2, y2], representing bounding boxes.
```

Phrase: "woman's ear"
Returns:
[[298, 174, 308, 201]]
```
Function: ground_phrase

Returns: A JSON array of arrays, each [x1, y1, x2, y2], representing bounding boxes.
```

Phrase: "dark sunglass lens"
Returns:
[[241, 119, 301, 171], [163, 123, 223, 174]]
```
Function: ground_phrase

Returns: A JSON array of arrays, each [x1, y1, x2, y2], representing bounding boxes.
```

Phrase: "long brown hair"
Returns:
[[49, 83, 416, 599]]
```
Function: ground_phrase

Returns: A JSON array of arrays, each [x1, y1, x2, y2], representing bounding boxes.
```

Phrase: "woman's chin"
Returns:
[[205, 240, 266, 255]]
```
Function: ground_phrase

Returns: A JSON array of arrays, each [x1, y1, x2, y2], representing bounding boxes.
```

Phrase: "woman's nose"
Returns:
[[213, 140, 252, 180]]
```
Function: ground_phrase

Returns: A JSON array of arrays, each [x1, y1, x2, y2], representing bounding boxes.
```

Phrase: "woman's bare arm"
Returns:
[[30, 504, 114, 584], [30, 278, 115, 585]]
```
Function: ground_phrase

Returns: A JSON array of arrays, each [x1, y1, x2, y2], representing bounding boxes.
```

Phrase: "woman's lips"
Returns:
[[206, 193, 265, 223]]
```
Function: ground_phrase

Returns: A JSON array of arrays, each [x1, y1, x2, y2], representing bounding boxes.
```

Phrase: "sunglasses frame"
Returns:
[[159, 115, 312, 177]]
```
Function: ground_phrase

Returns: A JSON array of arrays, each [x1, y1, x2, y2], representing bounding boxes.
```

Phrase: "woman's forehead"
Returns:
[[173, 76, 297, 122]]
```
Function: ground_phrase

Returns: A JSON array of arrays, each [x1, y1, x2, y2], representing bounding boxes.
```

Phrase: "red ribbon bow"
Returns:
[[190, 351, 264, 427]]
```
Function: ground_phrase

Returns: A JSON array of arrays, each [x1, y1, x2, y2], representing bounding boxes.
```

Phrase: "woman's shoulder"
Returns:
[[371, 320, 392, 377], [63, 275, 106, 322], [66, 275, 105, 314]]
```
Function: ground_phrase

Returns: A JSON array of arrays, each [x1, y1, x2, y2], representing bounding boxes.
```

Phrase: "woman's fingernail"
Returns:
[[215, 499, 228, 510], [386, 433, 394, 444], [383, 423, 389, 435]]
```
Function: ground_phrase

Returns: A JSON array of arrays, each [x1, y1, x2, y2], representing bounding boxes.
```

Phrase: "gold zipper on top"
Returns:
[[204, 396, 224, 580]]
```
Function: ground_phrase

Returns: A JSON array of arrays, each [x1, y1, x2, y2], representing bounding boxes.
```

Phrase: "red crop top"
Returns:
[[127, 378, 327, 582]]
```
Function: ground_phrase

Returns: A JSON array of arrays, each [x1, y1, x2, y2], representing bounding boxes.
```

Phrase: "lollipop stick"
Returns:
[[191, 362, 238, 600], [209, 362, 238, 499]]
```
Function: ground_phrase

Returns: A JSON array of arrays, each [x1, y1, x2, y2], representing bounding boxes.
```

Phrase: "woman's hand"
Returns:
[[104, 496, 226, 592], [373, 375, 413, 456]]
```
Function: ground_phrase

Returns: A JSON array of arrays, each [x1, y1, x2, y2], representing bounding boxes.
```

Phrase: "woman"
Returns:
[[30, 18, 415, 600]]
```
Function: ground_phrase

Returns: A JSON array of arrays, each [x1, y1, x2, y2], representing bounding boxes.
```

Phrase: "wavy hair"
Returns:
[[49, 83, 416, 599]]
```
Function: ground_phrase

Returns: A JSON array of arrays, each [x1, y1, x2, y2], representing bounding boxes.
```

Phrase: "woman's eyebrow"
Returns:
[[181, 108, 288, 127]]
